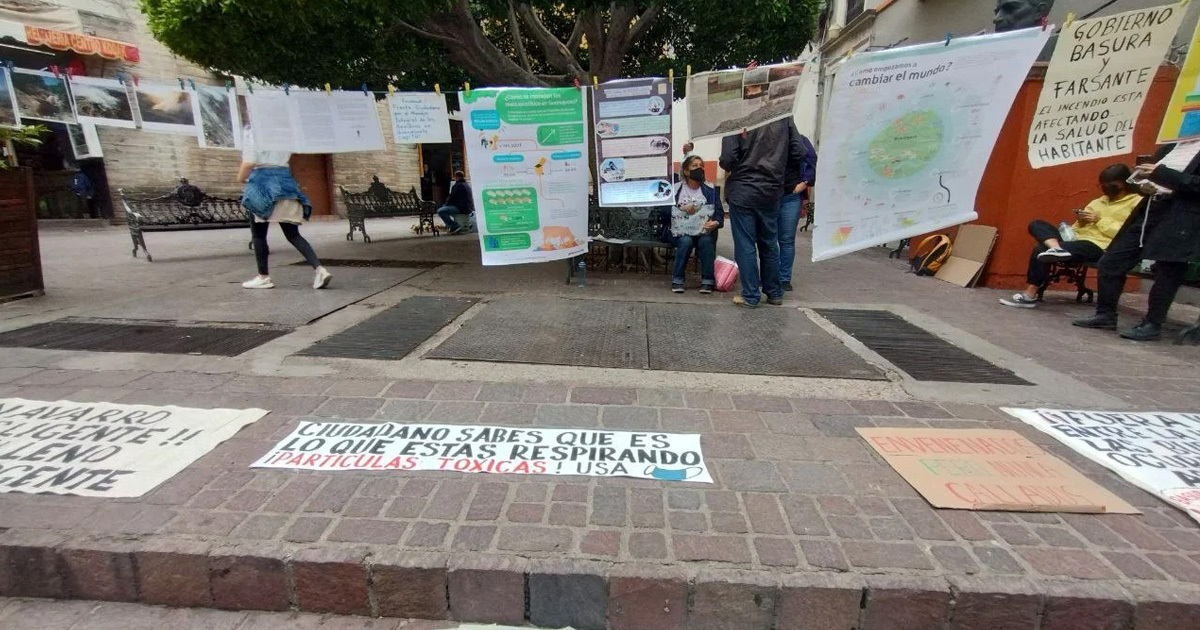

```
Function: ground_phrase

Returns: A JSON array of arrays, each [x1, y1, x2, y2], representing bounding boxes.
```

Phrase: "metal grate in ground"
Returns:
[[298, 295, 477, 360], [0, 319, 288, 356], [427, 298, 648, 369], [646, 303, 885, 379], [816, 309, 1033, 385]]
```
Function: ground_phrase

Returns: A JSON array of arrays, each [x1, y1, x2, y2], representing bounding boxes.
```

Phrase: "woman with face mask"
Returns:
[[1000, 163, 1141, 308], [668, 155, 725, 293]]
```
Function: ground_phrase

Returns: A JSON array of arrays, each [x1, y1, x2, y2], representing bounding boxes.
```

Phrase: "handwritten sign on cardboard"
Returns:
[[857, 427, 1139, 514]]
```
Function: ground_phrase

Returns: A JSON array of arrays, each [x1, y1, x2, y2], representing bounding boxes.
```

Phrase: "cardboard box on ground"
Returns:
[[936, 224, 998, 288]]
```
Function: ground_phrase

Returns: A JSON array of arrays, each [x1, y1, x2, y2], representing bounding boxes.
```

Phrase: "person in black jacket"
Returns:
[[438, 170, 475, 234], [1074, 142, 1200, 341], [719, 117, 807, 307]]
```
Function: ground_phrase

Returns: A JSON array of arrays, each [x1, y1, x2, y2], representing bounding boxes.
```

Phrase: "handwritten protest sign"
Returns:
[[1029, 4, 1185, 167], [253, 422, 711, 482], [1006, 408, 1200, 523], [858, 427, 1138, 514], [387, 92, 451, 144], [0, 398, 267, 497]]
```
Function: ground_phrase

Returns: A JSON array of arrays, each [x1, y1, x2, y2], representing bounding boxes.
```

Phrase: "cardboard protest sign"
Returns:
[[1030, 3, 1185, 167], [858, 427, 1139, 514], [1006, 408, 1200, 523], [0, 398, 267, 497], [935, 224, 998, 288], [254, 422, 711, 482]]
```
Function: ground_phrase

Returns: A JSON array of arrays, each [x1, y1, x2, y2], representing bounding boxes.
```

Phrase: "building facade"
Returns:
[[5, 0, 430, 222]]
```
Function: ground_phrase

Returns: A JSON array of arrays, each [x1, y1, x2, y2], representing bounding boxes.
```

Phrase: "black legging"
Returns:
[[250, 221, 320, 275], [1025, 220, 1104, 285]]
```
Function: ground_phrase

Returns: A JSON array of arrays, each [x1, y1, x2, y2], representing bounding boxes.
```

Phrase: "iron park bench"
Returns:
[[340, 177, 436, 243], [119, 180, 249, 262]]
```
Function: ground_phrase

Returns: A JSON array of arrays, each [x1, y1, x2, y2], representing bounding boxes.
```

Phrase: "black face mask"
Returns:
[[688, 168, 706, 183], [1102, 183, 1122, 198]]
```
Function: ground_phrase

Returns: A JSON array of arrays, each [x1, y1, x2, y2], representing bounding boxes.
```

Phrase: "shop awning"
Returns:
[[0, 18, 139, 63]]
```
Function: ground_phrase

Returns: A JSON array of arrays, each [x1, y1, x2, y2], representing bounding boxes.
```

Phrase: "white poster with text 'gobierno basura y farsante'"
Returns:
[[1029, 3, 1186, 168], [813, 27, 1052, 262]]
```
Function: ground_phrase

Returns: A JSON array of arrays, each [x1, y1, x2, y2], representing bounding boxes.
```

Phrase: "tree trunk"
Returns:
[[418, 0, 548, 86]]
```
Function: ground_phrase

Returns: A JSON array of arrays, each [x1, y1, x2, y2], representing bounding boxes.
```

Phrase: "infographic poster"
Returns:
[[1030, 4, 1184, 167], [1159, 16, 1200, 143], [814, 28, 1051, 262], [592, 77, 673, 206], [686, 61, 806, 139], [460, 87, 589, 266]]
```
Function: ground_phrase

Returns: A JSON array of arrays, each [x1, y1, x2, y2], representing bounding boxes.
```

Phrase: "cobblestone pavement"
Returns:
[[0, 598, 453, 629], [1, 224, 1198, 627]]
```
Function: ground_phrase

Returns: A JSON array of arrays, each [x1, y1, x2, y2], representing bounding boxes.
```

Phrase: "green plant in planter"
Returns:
[[0, 124, 47, 167]]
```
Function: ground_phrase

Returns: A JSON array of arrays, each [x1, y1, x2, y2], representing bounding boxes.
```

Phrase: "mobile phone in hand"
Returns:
[[1136, 154, 1154, 165]]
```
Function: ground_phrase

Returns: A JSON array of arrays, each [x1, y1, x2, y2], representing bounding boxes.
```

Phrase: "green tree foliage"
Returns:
[[140, 0, 819, 89]]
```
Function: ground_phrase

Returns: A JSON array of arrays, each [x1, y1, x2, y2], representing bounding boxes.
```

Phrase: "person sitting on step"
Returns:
[[1000, 163, 1141, 308], [437, 170, 475, 235]]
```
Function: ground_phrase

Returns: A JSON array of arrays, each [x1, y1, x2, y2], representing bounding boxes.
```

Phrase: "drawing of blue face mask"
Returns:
[[646, 466, 702, 481]]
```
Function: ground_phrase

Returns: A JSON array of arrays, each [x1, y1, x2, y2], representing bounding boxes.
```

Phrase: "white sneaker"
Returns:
[[313, 267, 332, 289], [1036, 247, 1073, 262], [999, 293, 1037, 308], [242, 276, 274, 289]]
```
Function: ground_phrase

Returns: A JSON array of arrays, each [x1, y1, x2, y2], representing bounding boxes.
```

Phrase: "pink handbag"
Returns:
[[714, 256, 739, 292]]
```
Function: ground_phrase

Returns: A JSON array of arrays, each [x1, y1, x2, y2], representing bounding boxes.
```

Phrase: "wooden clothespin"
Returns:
[[188, 78, 196, 91], [573, 77, 580, 90], [945, 32, 952, 47], [592, 76, 598, 88], [387, 83, 396, 96], [116, 72, 126, 85], [283, 84, 290, 95], [434, 83, 441, 95], [49, 64, 59, 78], [1040, 15, 1048, 30], [177, 77, 185, 89], [246, 81, 251, 94], [668, 68, 674, 86], [1063, 12, 1076, 29], [324, 83, 331, 95], [224, 80, 232, 91], [65, 66, 74, 78], [361, 82, 369, 96], [463, 82, 470, 97], [1183, 0, 1192, 8]]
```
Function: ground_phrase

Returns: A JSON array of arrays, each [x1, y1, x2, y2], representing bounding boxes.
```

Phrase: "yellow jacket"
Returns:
[[1073, 193, 1142, 250]]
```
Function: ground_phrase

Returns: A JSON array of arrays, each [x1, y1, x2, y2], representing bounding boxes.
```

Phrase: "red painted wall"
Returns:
[[963, 65, 1180, 289]]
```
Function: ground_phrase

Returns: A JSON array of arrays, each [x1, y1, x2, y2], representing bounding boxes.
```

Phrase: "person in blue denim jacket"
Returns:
[[238, 127, 331, 290]]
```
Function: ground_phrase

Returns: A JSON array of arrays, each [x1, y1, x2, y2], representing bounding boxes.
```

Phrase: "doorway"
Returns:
[[290, 154, 333, 216]]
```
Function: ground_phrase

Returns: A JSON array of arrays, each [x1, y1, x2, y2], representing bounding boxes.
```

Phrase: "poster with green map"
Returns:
[[813, 28, 1052, 262]]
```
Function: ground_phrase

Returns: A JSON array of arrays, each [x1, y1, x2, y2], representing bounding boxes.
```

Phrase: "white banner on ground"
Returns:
[[387, 92, 451, 144], [686, 61, 807, 140], [813, 27, 1051, 262], [253, 422, 712, 483], [247, 89, 386, 154], [460, 87, 589, 265], [1005, 408, 1200, 523], [1029, 4, 1185, 168], [0, 398, 266, 497]]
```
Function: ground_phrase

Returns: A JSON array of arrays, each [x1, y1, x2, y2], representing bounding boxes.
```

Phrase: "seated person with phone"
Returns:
[[1001, 164, 1142, 308]]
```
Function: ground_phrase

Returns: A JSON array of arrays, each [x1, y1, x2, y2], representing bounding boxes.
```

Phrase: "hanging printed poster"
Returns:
[[0, 67, 19, 128], [247, 89, 386, 153], [1029, 3, 1185, 167], [253, 421, 712, 483], [11, 69, 75, 124], [69, 75, 136, 129], [460, 87, 589, 265], [1159, 16, 1200, 142], [593, 77, 674, 207], [813, 27, 1051, 262], [686, 61, 806, 139], [1006, 408, 1200, 524], [193, 85, 242, 150], [135, 82, 197, 134], [387, 91, 451, 144]]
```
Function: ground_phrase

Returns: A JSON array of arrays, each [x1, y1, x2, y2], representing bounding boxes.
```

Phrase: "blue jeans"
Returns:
[[776, 192, 803, 283], [672, 232, 717, 286], [437, 205, 461, 230], [729, 203, 782, 304]]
